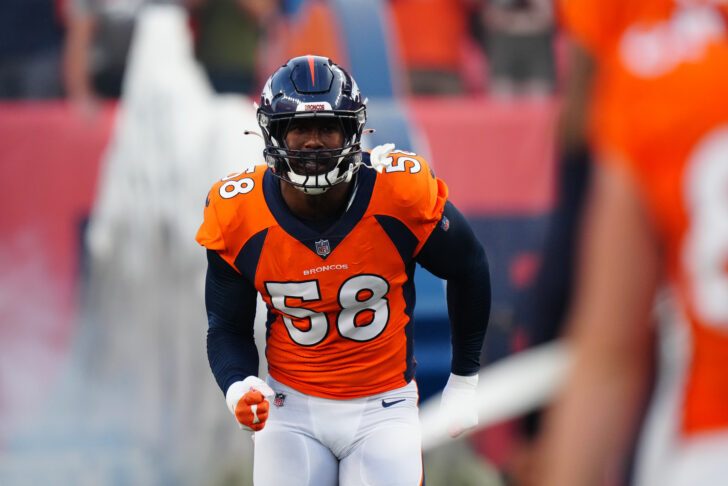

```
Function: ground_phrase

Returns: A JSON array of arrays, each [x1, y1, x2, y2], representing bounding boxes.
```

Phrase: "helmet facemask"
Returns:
[[260, 109, 366, 194]]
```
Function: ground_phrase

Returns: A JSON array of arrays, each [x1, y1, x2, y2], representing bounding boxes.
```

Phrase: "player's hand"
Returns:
[[225, 376, 275, 432], [440, 372, 479, 438]]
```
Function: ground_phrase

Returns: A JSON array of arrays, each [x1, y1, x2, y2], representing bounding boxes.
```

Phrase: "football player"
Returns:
[[537, 2, 728, 486], [196, 55, 491, 485]]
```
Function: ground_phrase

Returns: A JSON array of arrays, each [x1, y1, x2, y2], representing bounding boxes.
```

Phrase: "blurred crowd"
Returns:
[[0, 0, 560, 107]]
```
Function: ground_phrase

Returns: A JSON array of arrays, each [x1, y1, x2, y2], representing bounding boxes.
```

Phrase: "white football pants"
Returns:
[[253, 376, 423, 486]]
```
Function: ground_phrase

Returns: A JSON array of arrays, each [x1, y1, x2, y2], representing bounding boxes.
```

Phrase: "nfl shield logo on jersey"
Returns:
[[441, 216, 450, 231], [315, 239, 331, 257]]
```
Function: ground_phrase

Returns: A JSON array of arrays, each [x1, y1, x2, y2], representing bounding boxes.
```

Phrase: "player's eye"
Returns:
[[321, 122, 341, 135]]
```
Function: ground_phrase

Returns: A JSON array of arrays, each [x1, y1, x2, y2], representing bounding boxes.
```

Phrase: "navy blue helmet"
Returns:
[[257, 55, 367, 194]]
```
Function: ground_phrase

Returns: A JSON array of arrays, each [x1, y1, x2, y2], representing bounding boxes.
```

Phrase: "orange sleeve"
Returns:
[[411, 174, 449, 255], [196, 182, 228, 252], [195, 167, 271, 260], [372, 151, 449, 254]]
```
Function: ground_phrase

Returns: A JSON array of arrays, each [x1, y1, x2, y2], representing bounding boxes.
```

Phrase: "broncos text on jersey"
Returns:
[[196, 151, 448, 399]]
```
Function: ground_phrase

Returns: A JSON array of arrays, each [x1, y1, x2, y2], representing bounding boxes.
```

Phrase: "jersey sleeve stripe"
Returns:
[[234, 228, 269, 283], [374, 214, 419, 264]]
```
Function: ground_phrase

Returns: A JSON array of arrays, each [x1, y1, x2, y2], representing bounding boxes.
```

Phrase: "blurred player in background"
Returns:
[[196, 55, 491, 485], [499, 24, 594, 486], [536, 1, 728, 485]]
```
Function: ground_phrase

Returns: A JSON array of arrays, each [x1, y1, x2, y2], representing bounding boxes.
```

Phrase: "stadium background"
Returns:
[[1, 1, 563, 484]]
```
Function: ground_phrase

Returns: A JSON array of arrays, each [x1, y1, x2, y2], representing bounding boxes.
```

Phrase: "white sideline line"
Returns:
[[419, 340, 572, 451]]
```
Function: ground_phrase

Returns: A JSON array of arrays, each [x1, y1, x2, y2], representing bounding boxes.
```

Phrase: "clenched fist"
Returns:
[[226, 376, 275, 432]]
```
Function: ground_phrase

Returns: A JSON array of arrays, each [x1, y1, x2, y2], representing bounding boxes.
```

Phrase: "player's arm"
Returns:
[[538, 161, 659, 486], [416, 200, 491, 437], [205, 249, 274, 431]]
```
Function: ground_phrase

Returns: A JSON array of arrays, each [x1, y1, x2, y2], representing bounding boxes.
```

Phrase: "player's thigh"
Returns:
[[253, 398, 338, 486], [668, 433, 728, 486], [342, 422, 422, 485], [340, 389, 422, 485]]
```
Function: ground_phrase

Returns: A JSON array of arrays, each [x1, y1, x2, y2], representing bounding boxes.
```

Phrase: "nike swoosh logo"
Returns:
[[381, 399, 406, 408]]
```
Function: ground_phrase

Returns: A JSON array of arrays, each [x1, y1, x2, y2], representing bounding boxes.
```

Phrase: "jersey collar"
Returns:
[[262, 153, 376, 259]]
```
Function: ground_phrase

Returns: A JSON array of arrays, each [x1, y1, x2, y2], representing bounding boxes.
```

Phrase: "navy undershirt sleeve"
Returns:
[[416, 201, 491, 376], [205, 249, 260, 395]]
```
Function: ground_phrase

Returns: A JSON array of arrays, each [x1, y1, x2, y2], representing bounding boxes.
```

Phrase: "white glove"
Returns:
[[440, 372, 479, 438], [225, 376, 275, 431]]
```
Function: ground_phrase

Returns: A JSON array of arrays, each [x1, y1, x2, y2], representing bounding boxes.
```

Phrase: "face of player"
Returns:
[[284, 118, 345, 176]]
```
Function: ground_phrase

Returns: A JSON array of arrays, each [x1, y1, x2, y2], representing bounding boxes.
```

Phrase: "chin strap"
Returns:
[[344, 168, 355, 183]]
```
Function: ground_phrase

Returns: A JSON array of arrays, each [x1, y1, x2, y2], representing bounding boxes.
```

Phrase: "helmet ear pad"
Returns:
[[257, 55, 367, 193]]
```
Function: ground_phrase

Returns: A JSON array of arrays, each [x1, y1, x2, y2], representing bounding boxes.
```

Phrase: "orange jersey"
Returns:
[[559, 0, 728, 436], [558, 0, 728, 155], [196, 152, 448, 399]]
